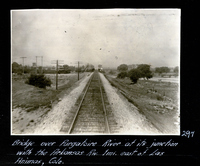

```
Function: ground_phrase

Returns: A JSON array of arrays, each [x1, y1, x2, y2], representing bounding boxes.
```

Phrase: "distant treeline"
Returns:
[[12, 62, 95, 75], [115, 64, 179, 84]]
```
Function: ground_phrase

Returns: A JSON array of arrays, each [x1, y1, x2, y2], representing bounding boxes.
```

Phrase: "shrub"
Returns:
[[25, 74, 52, 89], [156, 94, 164, 101], [117, 71, 127, 79]]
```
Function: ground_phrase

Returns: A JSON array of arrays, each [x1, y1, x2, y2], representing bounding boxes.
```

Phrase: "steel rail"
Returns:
[[98, 73, 110, 134], [67, 72, 94, 134]]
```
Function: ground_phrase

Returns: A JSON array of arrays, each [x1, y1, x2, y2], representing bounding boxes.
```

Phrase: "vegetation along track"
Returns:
[[60, 70, 119, 134]]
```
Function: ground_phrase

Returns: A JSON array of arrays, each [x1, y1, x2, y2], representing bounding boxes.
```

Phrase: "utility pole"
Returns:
[[36, 56, 43, 74], [36, 56, 38, 74], [69, 61, 83, 81], [20, 57, 26, 74], [51, 60, 64, 90], [56, 60, 58, 90], [76, 61, 84, 80], [41, 56, 43, 74], [78, 61, 79, 80]]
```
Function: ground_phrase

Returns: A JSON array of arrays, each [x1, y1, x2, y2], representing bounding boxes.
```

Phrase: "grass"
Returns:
[[104, 73, 180, 134], [12, 79, 58, 109], [12, 73, 87, 111], [104, 74, 179, 115]]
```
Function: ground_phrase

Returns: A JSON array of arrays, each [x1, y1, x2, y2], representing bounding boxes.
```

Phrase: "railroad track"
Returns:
[[60, 70, 119, 134]]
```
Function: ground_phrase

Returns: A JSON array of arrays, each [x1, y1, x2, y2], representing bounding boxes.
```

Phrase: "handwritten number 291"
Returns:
[[181, 131, 195, 138]]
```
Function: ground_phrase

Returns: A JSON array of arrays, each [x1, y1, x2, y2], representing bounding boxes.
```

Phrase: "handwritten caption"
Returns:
[[181, 130, 195, 138], [10, 137, 184, 165]]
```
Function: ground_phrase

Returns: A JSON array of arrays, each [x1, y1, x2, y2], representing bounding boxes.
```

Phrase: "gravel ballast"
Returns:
[[32, 73, 93, 135], [99, 73, 162, 135]]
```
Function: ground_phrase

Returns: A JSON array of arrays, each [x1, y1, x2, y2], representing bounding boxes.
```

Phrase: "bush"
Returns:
[[156, 94, 164, 101], [25, 74, 52, 88], [117, 71, 127, 79]]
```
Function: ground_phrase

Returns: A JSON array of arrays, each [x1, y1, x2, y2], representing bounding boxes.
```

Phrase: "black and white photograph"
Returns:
[[11, 9, 180, 135]]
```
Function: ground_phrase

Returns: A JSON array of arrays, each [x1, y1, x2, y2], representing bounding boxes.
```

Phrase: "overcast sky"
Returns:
[[11, 9, 180, 68]]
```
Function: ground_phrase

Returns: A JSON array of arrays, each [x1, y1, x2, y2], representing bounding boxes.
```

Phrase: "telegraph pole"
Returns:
[[51, 60, 64, 90], [20, 57, 26, 74], [76, 61, 84, 80], [41, 56, 43, 73], [36, 56, 43, 74], [56, 60, 58, 90], [78, 61, 79, 80], [36, 56, 38, 74]]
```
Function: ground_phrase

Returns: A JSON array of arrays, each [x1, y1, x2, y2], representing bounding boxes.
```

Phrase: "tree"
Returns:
[[145, 72, 153, 80], [173, 66, 179, 77], [12, 62, 22, 74], [63, 65, 71, 73], [155, 67, 170, 75], [128, 69, 141, 84], [75, 65, 85, 72], [137, 64, 153, 80], [85, 64, 95, 72], [63, 64, 69, 70], [24, 66, 32, 74], [117, 64, 128, 72], [117, 71, 127, 79], [38, 66, 43, 74], [174, 66, 179, 73]]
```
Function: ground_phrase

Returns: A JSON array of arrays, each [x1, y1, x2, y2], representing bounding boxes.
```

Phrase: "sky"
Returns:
[[11, 9, 180, 69]]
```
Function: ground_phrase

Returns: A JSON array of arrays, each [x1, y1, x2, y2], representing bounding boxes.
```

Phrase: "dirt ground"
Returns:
[[100, 73, 161, 135], [104, 73, 180, 135], [11, 72, 89, 134]]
